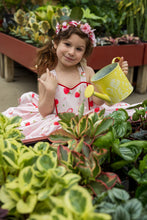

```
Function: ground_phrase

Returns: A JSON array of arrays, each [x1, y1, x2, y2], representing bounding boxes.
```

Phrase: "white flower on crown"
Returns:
[[55, 20, 97, 47]]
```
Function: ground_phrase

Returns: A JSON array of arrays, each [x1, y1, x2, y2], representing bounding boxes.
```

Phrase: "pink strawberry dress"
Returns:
[[3, 66, 134, 141]]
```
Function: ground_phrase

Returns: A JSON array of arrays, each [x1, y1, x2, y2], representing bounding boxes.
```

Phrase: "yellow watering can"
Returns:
[[85, 57, 133, 105]]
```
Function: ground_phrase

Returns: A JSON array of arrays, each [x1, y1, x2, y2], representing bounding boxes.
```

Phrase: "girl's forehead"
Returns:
[[63, 34, 86, 45]]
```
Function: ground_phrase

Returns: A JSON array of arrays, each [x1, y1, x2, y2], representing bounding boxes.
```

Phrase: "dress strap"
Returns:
[[78, 66, 87, 82]]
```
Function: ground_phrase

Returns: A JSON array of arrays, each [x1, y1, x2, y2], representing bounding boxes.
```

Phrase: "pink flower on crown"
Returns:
[[56, 23, 60, 34], [55, 20, 97, 47], [62, 22, 69, 31], [80, 23, 91, 34], [69, 21, 78, 27]]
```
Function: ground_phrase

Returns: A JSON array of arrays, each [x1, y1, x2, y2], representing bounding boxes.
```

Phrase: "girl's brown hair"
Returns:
[[35, 24, 94, 75]]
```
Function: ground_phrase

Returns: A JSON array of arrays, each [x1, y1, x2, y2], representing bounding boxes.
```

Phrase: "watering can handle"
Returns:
[[112, 57, 121, 63]]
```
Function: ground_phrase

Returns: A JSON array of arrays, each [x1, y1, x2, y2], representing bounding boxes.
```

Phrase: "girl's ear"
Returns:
[[52, 40, 57, 49]]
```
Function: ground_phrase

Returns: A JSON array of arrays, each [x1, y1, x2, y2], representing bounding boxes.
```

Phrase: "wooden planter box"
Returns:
[[0, 32, 37, 71], [0, 32, 146, 92], [87, 44, 145, 69]]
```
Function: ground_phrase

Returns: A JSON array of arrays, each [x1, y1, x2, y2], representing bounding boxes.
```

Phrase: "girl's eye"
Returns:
[[77, 47, 83, 51], [65, 42, 70, 46]]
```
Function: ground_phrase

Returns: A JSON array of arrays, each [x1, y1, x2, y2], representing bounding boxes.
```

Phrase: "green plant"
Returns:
[[118, 0, 147, 41], [93, 187, 147, 220], [0, 113, 111, 219]]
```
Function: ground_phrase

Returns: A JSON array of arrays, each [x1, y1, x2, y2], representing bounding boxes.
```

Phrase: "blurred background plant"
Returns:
[[1, 0, 147, 46]]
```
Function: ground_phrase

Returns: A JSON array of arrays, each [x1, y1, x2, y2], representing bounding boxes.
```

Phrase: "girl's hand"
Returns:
[[119, 56, 128, 75], [38, 68, 57, 93]]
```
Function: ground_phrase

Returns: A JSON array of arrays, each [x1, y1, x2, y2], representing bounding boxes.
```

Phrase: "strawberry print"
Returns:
[[64, 87, 70, 94], [75, 92, 80, 98], [94, 107, 100, 112], [54, 121, 59, 125], [25, 122, 30, 126]]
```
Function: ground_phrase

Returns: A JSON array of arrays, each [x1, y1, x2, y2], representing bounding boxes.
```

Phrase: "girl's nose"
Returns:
[[68, 47, 75, 56]]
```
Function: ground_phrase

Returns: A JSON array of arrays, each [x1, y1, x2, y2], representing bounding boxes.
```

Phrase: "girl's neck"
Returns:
[[55, 64, 81, 88]]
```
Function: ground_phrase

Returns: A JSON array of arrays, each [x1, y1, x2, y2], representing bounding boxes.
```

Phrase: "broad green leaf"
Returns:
[[111, 160, 130, 170], [125, 198, 142, 219], [33, 141, 50, 153], [93, 131, 114, 148], [63, 173, 81, 187], [85, 213, 111, 220], [108, 188, 130, 203], [19, 166, 35, 194], [64, 186, 93, 214], [0, 186, 16, 210], [58, 112, 75, 124], [4, 128, 23, 140], [36, 152, 57, 172], [76, 116, 88, 137], [49, 129, 74, 143], [128, 167, 147, 184], [78, 102, 84, 119], [95, 118, 113, 136], [113, 205, 130, 220], [139, 154, 147, 173], [135, 184, 147, 206], [17, 194, 37, 214], [109, 108, 129, 121], [3, 149, 19, 169]]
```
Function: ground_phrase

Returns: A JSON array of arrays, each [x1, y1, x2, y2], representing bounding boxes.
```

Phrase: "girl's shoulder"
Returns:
[[83, 65, 95, 83]]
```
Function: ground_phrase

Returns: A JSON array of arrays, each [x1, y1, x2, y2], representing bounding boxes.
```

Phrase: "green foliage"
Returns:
[[94, 187, 147, 220], [0, 100, 147, 219]]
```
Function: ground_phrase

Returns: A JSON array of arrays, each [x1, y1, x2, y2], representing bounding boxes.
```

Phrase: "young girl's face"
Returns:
[[54, 34, 86, 67]]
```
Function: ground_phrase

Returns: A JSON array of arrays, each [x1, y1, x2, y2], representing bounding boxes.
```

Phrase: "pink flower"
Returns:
[[80, 23, 91, 34], [62, 22, 69, 31], [69, 21, 78, 27]]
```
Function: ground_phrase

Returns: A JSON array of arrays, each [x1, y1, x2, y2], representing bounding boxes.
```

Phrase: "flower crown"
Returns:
[[55, 20, 97, 47]]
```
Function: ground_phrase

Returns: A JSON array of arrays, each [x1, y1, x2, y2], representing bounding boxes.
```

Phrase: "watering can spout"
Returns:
[[84, 85, 111, 103]]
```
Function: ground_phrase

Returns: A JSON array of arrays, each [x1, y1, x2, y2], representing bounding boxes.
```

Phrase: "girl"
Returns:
[[3, 20, 130, 141]]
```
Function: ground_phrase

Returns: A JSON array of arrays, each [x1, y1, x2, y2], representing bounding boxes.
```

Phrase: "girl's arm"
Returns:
[[38, 68, 57, 117]]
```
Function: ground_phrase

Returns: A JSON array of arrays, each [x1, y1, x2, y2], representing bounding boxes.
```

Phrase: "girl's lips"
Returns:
[[64, 56, 74, 61]]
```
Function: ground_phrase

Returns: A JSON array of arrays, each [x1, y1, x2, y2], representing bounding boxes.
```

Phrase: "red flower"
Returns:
[[75, 92, 80, 98], [25, 122, 30, 126], [54, 121, 59, 125], [115, 108, 119, 111], [94, 107, 100, 112], [64, 88, 70, 94]]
